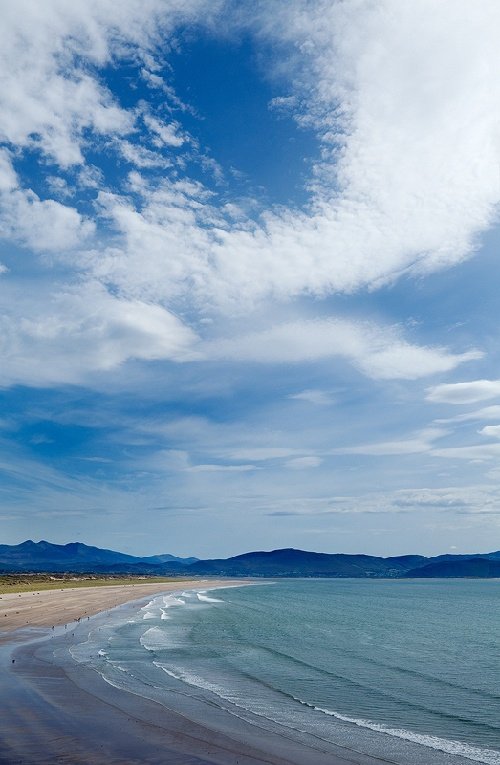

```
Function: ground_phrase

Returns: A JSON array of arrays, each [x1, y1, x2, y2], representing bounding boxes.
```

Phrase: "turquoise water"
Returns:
[[70, 580, 500, 764]]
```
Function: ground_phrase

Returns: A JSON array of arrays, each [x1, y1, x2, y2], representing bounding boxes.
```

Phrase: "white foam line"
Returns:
[[197, 593, 223, 603], [298, 700, 500, 765]]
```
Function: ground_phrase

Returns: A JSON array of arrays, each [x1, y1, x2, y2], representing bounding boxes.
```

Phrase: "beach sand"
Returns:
[[0, 578, 242, 635], [0, 581, 384, 765]]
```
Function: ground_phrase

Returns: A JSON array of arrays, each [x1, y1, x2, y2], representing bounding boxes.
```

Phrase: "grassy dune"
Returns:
[[0, 574, 183, 594]]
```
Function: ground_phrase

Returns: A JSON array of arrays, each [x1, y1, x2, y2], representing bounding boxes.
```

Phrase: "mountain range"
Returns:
[[0, 540, 197, 573], [1, 540, 500, 578]]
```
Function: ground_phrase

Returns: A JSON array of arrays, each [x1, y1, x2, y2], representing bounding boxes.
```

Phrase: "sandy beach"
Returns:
[[0, 578, 242, 635], [0, 581, 384, 765]]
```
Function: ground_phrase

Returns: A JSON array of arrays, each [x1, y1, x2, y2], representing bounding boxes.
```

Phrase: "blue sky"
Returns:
[[1, 0, 500, 558]]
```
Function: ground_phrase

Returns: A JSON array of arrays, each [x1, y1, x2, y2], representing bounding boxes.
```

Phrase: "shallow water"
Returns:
[[69, 579, 500, 765]]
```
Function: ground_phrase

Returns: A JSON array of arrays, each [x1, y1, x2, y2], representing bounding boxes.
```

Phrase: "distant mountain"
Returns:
[[1, 541, 500, 578], [405, 558, 500, 578], [0, 540, 197, 573], [429, 551, 500, 563], [141, 553, 199, 565], [186, 549, 428, 578]]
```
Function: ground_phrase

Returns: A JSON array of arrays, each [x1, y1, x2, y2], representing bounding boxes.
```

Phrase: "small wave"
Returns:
[[246, 641, 500, 731], [155, 660, 500, 765], [142, 611, 156, 620], [108, 661, 129, 673], [162, 595, 185, 607], [197, 592, 223, 603], [294, 699, 500, 765], [153, 662, 316, 741], [155, 663, 239, 702], [140, 626, 175, 651], [313, 639, 500, 705]]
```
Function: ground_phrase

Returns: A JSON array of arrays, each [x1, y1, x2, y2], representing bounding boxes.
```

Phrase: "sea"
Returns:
[[68, 579, 500, 765]]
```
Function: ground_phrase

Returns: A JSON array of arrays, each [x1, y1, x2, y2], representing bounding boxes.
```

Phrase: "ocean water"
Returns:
[[69, 579, 500, 765]]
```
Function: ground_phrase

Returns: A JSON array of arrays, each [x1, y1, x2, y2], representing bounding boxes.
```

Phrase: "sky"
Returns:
[[1, 0, 500, 558]]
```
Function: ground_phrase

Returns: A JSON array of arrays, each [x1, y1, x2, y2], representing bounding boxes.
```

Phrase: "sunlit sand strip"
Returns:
[[0, 579, 246, 635]]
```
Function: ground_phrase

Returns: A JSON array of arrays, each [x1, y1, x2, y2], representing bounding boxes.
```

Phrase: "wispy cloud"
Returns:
[[288, 389, 333, 406], [0, 281, 198, 387], [204, 319, 480, 380], [479, 425, 500, 438], [264, 485, 500, 518], [435, 405, 500, 424], [431, 443, 500, 461], [331, 429, 447, 457], [186, 463, 258, 472], [285, 456, 322, 470], [427, 380, 500, 405]]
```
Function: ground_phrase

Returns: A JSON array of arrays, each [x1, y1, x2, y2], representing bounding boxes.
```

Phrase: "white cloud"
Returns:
[[426, 380, 500, 405], [0, 150, 94, 252], [285, 456, 322, 470], [263, 485, 500, 517], [93, 179, 221, 303], [0, 149, 18, 192], [46, 176, 73, 199], [204, 318, 480, 380], [229, 447, 303, 461], [431, 443, 500, 461], [187, 464, 257, 472], [0, 281, 198, 387], [288, 389, 333, 406], [143, 114, 185, 148], [0, 0, 212, 167], [479, 425, 500, 439], [333, 424, 500, 463], [246, 0, 500, 290], [388, 486, 500, 514], [118, 141, 171, 169], [14, 0, 498, 314], [1, 189, 94, 252], [391, 488, 471, 510], [332, 428, 447, 457], [0, 0, 497, 394], [0, 277, 479, 385], [435, 405, 500, 424], [77, 165, 104, 189], [82, 0, 500, 308]]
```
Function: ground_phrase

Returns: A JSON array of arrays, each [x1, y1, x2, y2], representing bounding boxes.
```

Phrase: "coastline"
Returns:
[[0, 578, 249, 635], [0, 581, 385, 765]]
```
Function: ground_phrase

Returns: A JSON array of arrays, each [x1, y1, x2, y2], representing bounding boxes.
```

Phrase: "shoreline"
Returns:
[[0, 581, 385, 765], [0, 577, 249, 635]]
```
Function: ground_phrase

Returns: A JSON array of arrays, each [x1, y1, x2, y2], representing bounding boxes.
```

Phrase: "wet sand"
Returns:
[[0, 582, 385, 765]]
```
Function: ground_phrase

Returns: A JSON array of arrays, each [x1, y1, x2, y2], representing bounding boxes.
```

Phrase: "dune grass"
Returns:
[[0, 575, 183, 594]]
